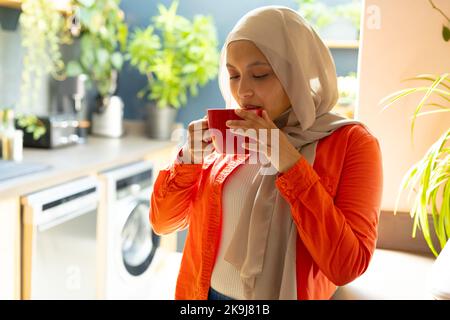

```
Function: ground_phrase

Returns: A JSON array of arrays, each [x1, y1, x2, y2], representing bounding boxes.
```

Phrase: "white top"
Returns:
[[210, 162, 261, 299]]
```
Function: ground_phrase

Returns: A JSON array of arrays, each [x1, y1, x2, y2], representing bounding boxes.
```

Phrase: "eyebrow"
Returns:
[[226, 61, 270, 69]]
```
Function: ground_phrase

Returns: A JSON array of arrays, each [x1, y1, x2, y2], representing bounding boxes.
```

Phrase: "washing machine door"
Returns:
[[121, 200, 160, 276]]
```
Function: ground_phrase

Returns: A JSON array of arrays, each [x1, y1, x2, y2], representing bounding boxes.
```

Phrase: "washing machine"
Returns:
[[97, 160, 181, 299]]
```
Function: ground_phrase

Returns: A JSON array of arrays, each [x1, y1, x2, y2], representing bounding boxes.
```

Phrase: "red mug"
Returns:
[[207, 107, 263, 155]]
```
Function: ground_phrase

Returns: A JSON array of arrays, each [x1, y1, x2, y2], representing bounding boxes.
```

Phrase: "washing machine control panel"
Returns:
[[116, 168, 153, 201]]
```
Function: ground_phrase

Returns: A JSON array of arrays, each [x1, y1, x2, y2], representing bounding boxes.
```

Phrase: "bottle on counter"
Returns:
[[0, 109, 4, 158], [1, 109, 24, 162]]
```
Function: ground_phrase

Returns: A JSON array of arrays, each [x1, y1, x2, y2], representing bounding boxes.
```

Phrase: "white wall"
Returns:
[[357, 0, 450, 211]]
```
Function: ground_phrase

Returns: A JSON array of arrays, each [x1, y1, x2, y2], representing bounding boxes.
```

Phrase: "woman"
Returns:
[[150, 6, 383, 300]]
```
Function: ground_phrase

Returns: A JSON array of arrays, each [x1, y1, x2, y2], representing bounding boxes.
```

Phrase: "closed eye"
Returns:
[[253, 74, 268, 79], [229, 74, 269, 80]]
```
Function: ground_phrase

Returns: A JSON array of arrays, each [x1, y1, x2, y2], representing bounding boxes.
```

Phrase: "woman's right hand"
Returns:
[[180, 116, 215, 164]]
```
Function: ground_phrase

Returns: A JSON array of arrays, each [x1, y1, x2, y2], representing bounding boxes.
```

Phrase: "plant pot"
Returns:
[[91, 95, 124, 138], [145, 103, 178, 140], [430, 240, 450, 299]]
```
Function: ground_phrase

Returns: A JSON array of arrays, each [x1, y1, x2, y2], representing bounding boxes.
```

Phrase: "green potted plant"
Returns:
[[380, 0, 450, 259], [127, 0, 219, 140], [381, 73, 449, 257], [381, 0, 450, 300], [66, 0, 128, 137]]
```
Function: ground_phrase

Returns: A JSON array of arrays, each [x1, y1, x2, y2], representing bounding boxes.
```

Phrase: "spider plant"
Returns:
[[380, 73, 450, 257]]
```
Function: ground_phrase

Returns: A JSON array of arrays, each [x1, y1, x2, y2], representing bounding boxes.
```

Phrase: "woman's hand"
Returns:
[[181, 116, 214, 164], [226, 109, 302, 173]]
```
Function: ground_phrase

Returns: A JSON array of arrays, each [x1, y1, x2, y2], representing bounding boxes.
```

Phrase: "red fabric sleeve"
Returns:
[[275, 131, 383, 286], [149, 162, 203, 235]]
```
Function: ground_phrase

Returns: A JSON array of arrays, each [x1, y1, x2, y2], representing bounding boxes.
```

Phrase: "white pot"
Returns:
[[430, 240, 450, 299]]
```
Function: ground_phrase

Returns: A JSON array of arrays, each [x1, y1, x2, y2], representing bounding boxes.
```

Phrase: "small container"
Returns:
[[0, 109, 5, 158], [12, 130, 24, 161], [77, 120, 90, 144], [2, 129, 23, 161], [1, 109, 16, 160]]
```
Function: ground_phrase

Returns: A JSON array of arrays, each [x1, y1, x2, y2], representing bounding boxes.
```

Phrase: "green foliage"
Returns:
[[380, 73, 450, 256], [337, 72, 357, 103], [16, 114, 47, 140], [66, 0, 128, 97], [443, 25, 450, 41], [335, 0, 361, 33], [381, 4, 450, 256], [295, 0, 361, 37], [127, 1, 220, 109], [296, 0, 336, 31], [19, 0, 68, 111], [429, 0, 450, 42]]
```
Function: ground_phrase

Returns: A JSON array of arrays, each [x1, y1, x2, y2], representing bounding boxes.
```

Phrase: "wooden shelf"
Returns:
[[0, 0, 72, 14], [326, 40, 359, 49]]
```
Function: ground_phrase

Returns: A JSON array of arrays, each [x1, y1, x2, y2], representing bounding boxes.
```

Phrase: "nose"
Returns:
[[237, 77, 254, 99]]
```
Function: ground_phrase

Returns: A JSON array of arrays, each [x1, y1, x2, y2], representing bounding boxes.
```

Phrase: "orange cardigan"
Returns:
[[150, 124, 383, 300]]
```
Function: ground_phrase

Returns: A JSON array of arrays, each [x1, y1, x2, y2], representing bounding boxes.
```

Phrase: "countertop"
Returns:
[[0, 132, 178, 198], [332, 249, 436, 300]]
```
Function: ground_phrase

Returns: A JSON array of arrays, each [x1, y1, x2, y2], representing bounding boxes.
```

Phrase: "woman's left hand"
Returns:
[[226, 109, 302, 173]]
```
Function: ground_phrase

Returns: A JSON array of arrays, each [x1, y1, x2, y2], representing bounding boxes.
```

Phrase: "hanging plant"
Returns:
[[66, 0, 128, 99], [17, 0, 71, 139]]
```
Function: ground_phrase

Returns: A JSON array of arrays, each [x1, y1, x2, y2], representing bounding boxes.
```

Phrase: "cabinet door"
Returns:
[[0, 196, 20, 300]]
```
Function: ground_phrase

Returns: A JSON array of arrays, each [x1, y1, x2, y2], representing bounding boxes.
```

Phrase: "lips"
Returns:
[[243, 105, 262, 110]]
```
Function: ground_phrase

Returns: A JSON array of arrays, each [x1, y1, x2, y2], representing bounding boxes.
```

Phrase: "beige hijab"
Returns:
[[218, 6, 361, 299]]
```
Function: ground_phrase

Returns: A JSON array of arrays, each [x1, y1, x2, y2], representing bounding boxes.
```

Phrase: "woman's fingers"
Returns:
[[186, 116, 214, 162], [189, 118, 209, 133], [226, 119, 252, 129], [202, 129, 212, 142]]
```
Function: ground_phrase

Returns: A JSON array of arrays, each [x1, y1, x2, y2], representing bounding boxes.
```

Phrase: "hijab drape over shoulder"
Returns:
[[218, 6, 361, 299]]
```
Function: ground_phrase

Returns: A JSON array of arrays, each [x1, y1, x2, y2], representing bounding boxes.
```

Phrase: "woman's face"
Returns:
[[226, 40, 291, 120]]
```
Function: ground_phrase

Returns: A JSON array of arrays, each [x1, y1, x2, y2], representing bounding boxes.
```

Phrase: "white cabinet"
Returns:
[[0, 196, 20, 300]]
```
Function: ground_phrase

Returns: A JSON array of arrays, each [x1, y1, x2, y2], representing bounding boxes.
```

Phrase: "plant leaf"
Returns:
[[413, 108, 450, 118], [111, 52, 123, 70], [66, 61, 83, 77], [443, 25, 450, 41]]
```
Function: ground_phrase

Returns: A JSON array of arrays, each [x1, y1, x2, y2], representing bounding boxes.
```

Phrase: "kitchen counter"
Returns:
[[0, 128, 180, 300], [332, 249, 436, 300], [0, 133, 179, 198]]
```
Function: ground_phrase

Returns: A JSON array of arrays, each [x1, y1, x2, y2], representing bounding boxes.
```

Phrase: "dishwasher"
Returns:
[[21, 176, 99, 300]]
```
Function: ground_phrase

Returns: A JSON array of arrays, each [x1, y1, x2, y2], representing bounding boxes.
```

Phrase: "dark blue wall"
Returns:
[[118, 0, 359, 127]]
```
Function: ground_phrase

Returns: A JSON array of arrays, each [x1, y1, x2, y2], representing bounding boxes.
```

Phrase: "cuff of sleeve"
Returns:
[[275, 156, 320, 199]]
